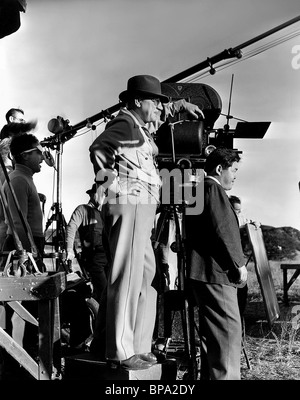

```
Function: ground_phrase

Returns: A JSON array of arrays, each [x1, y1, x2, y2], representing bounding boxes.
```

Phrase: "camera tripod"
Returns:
[[44, 140, 68, 267], [43, 116, 79, 270], [153, 120, 202, 379], [153, 200, 200, 380]]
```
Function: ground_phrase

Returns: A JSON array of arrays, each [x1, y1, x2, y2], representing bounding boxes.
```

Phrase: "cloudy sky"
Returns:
[[1, 0, 300, 230]]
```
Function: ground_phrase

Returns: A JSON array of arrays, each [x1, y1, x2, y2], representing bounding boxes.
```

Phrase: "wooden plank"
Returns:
[[0, 327, 39, 379], [286, 270, 300, 291], [281, 264, 300, 270], [52, 297, 62, 374], [246, 223, 280, 326], [0, 272, 66, 301], [38, 299, 54, 380], [38, 298, 62, 379], [0, 304, 5, 328], [7, 301, 38, 326], [0, 272, 66, 380]]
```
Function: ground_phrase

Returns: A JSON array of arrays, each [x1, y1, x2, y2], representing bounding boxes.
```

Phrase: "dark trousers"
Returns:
[[81, 249, 108, 305], [191, 280, 242, 380]]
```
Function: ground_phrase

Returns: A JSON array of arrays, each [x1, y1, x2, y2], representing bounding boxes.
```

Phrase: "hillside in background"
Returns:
[[240, 224, 300, 261], [44, 224, 300, 262]]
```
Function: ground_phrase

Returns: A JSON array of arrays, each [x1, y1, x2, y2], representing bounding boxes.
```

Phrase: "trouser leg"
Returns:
[[85, 252, 108, 305], [191, 280, 242, 380], [133, 235, 157, 354], [89, 287, 107, 359], [104, 198, 157, 361]]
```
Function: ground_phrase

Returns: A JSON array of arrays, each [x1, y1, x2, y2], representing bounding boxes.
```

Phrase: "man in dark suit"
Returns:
[[185, 147, 247, 380]]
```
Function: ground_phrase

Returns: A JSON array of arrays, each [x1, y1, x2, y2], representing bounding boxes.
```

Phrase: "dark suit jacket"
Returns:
[[185, 177, 245, 286]]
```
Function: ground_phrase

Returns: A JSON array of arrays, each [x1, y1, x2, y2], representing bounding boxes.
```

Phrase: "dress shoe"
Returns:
[[108, 355, 152, 370], [138, 352, 157, 364]]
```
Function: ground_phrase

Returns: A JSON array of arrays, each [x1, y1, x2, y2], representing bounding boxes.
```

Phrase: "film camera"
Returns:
[[155, 82, 271, 170], [154, 82, 224, 170], [154, 82, 226, 208]]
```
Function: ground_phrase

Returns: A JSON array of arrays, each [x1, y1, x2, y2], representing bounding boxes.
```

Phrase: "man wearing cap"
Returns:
[[64, 184, 107, 351], [66, 183, 108, 306], [89, 74, 203, 370]]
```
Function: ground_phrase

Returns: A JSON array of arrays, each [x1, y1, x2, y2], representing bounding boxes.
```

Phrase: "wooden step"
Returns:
[[63, 353, 178, 380]]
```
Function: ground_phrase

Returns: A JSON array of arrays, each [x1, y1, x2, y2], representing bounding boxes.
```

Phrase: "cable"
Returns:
[[182, 28, 300, 82], [182, 28, 300, 84]]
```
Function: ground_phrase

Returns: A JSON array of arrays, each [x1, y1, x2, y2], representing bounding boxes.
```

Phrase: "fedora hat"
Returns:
[[119, 75, 169, 103], [86, 183, 97, 195]]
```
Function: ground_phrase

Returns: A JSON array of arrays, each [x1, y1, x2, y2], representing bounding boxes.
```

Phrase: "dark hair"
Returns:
[[5, 108, 24, 123], [0, 120, 37, 140], [229, 195, 241, 206], [10, 133, 40, 162], [204, 147, 241, 173]]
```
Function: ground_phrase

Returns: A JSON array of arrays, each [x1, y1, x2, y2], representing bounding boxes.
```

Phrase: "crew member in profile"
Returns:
[[185, 147, 247, 380]]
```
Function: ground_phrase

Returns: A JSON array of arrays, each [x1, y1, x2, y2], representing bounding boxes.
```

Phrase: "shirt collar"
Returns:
[[88, 200, 101, 211], [122, 107, 146, 128], [14, 163, 34, 177], [206, 175, 221, 185]]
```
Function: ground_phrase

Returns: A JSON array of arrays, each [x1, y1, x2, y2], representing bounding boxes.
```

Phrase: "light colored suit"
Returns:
[[89, 108, 160, 360]]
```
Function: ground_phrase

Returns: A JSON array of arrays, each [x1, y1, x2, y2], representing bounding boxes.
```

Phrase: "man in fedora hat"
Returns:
[[89, 74, 203, 370]]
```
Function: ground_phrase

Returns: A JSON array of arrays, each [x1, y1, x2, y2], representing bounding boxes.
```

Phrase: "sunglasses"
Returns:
[[21, 144, 44, 154], [150, 99, 161, 106], [141, 98, 162, 107]]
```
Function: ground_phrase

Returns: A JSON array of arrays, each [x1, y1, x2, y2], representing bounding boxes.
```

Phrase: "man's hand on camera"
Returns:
[[172, 99, 205, 120], [184, 102, 205, 120]]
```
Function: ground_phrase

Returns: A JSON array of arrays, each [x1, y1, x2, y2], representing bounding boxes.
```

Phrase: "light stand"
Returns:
[[43, 135, 69, 273], [42, 129, 79, 375]]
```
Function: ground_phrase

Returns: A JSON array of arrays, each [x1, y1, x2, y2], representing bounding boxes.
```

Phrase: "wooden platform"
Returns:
[[0, 272, 66, 380], [63, 353, 178, 380]]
